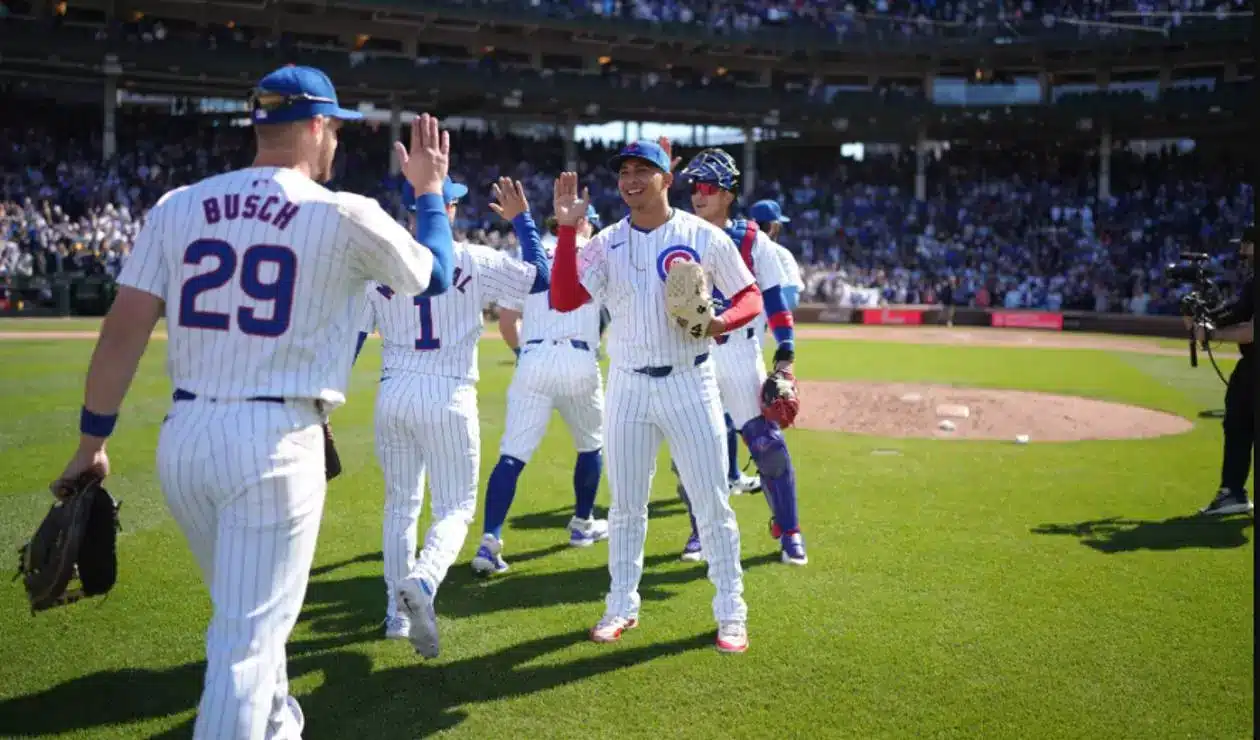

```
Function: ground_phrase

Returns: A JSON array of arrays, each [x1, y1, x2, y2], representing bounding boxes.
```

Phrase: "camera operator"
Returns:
[[1191, 225, 1255, 516]]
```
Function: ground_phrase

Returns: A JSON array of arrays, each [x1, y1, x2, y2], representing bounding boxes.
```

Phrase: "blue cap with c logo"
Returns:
[[250, 66, 364, 125]]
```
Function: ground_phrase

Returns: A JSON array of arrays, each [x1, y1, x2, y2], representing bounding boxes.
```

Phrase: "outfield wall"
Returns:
[[0, 275, 1191, 340], [795, 304, 1191, 339]]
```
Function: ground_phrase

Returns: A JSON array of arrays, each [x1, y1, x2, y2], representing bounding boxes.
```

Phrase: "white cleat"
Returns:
[[729, 473, 762, 495], [471, 533, 510, 576], [568, 516, 609, 547], [715, 621, 749, 653], [590, 615, 639, 643], [397, 577, 440, 659], [384, 614, 411, 640]]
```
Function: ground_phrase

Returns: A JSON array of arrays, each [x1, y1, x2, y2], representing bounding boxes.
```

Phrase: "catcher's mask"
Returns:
[[680, 148, 740, 193]]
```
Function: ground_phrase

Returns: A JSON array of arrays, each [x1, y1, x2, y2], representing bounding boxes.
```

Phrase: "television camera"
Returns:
[[1166, 251, 1228, 381]]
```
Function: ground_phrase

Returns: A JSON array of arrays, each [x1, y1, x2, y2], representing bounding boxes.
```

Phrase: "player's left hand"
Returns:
[[489, 177, 529, 222], [51, 444, 109, 501]]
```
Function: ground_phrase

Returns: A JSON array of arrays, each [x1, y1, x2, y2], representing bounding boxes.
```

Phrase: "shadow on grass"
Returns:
[[300, 550, 780, 633], [0, 623, 714, 739], [1030, 514, 1254, 553], [508, 498, 689, 532]]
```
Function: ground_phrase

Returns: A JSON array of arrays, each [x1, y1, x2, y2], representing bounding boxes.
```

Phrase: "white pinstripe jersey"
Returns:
[[498, 238, 602, 347], [363, 241, 535, 381], [774, 242, 804, 291], [577, 210, 755, 369], [115, 166, 434, 409], [719, 225, 788, 348]]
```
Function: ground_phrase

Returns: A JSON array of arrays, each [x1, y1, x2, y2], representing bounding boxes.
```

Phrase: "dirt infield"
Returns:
[[795, 380, 1193, 442]]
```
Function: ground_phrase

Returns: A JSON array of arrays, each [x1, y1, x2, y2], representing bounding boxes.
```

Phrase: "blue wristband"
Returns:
[[80, 407, 118, 438]]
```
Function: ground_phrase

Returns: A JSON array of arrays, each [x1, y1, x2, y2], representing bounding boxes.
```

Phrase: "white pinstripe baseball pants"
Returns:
[[374, 372, 479, 615], [158, 397, 325, 740], [603, 359, 747, 624]]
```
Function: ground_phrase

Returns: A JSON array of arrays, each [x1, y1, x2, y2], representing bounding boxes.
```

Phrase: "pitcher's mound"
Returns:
[[795, 381, 1192, 442]]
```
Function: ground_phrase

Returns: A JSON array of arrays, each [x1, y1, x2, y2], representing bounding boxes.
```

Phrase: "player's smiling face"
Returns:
[[618, 160, 668, 207], [690, 182, 732, 222]]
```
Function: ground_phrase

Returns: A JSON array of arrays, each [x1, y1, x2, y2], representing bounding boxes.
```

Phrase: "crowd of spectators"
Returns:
[[1, 100, 1252, 317], [482, 0, 1250, 40]]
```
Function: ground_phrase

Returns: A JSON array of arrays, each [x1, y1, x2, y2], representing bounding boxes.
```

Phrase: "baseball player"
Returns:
[[672, 149, 807, 566], [53, 65, 455, 739], [471, 193, 608, 577], [750, 199, 805, 311], [356, 174, 550, 658], [549, 140, 764, 654]]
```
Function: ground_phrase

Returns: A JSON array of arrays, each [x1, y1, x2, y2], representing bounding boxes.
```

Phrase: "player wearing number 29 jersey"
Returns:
[[99, 65, 456, 740]]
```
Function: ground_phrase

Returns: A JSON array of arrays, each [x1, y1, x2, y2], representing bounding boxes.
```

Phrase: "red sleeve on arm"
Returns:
[[549, 225, 591, 312], [717, 283, 763, 331]]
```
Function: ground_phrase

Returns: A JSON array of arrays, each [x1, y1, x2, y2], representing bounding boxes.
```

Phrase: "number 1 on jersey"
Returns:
[[414, 296, 440, 350]]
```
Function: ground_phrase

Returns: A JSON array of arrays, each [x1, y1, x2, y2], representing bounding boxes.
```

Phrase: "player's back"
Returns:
[[367, 241, 530, 382], [146, 167, 378, 406]]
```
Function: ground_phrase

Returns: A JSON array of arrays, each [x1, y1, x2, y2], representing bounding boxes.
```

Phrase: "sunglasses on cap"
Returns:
[[690, 182, 723, 196], [248, 90, 337, 113]]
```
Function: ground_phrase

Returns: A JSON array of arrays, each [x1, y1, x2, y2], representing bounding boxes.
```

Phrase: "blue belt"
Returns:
[[714, 327, 757, 346], [633, 353, 709, 378], [173, 388, 287, 404], [525, 339, 591, 351]]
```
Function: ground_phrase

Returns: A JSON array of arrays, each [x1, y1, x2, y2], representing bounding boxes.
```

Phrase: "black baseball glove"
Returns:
[[323, 422, 342, 481], [16, 473, 122, 613]]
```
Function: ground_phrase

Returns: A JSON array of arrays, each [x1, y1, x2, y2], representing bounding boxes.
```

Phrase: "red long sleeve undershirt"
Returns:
[[550, 224, 764, 333], [550, 225, 589, 312], [719, 283, 763, 332]]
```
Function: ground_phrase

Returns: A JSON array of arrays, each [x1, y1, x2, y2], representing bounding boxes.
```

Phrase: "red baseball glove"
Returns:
[[760, 369, 801, 428]]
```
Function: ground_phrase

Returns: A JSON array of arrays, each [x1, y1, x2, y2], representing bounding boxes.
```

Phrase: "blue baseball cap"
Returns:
[[749, 199, 790, 224], [608, 140, 671, 173], [586, 204, 602, 229], [402, 177, 469, 211], [250, 66, 364, 125]]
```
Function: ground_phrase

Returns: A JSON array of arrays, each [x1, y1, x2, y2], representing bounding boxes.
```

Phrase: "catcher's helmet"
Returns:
[[680, 148, 740, 192]]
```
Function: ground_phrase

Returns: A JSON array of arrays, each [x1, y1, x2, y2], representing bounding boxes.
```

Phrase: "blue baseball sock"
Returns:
[[677, 485, 700, 539], [573, 449, 602, 520], [483, 455, 525, 539], [726, 426, 740, 481]]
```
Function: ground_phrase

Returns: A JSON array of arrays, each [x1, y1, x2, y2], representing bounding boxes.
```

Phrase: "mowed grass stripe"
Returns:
[[0, 336, 1250, 740]]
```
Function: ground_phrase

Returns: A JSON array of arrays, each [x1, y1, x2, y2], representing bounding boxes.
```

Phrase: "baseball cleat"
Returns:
[[728, 473, 761, 495], [715, 621, 749, 653], [384, 614, 411, 640], [1200, 488, 1254, 516], [471, 533, 510, 576], [568, 516, 610, 547], [590, 615, 639, 643], [397, 577, 440, 659], [679, 532, 703, 562], [780, 531, 808, 566]]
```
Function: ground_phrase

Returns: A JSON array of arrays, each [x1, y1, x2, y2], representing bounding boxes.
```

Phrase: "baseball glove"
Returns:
[[664, 260, 715, 339], [323, 422, 342, 481], [16, 473, 121, 613], [760, 369, 801, 428]]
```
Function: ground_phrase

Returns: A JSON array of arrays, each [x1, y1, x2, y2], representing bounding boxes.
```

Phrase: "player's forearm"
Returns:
[[712, 284, 763, 334], [498, 309, 521, 351], [550, 225, 590, 312], [415, 193, 453, 297], [79, 310, 155, 448], [511, 213, 550, 294], [761, 285, 796, 360]]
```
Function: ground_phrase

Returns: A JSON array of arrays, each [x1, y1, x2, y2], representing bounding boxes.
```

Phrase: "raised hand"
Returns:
[[393, 113, 450, 198], [489, 177, 530, 222], [552, 172, 591, 227], [657, 136, 682, 171]]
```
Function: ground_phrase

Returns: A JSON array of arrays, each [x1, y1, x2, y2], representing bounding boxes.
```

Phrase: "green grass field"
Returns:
[[0, 327, 1252, 739]]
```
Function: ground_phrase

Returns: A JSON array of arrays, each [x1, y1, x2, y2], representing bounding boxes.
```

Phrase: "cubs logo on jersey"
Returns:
[[656, 245, 701, 282]]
